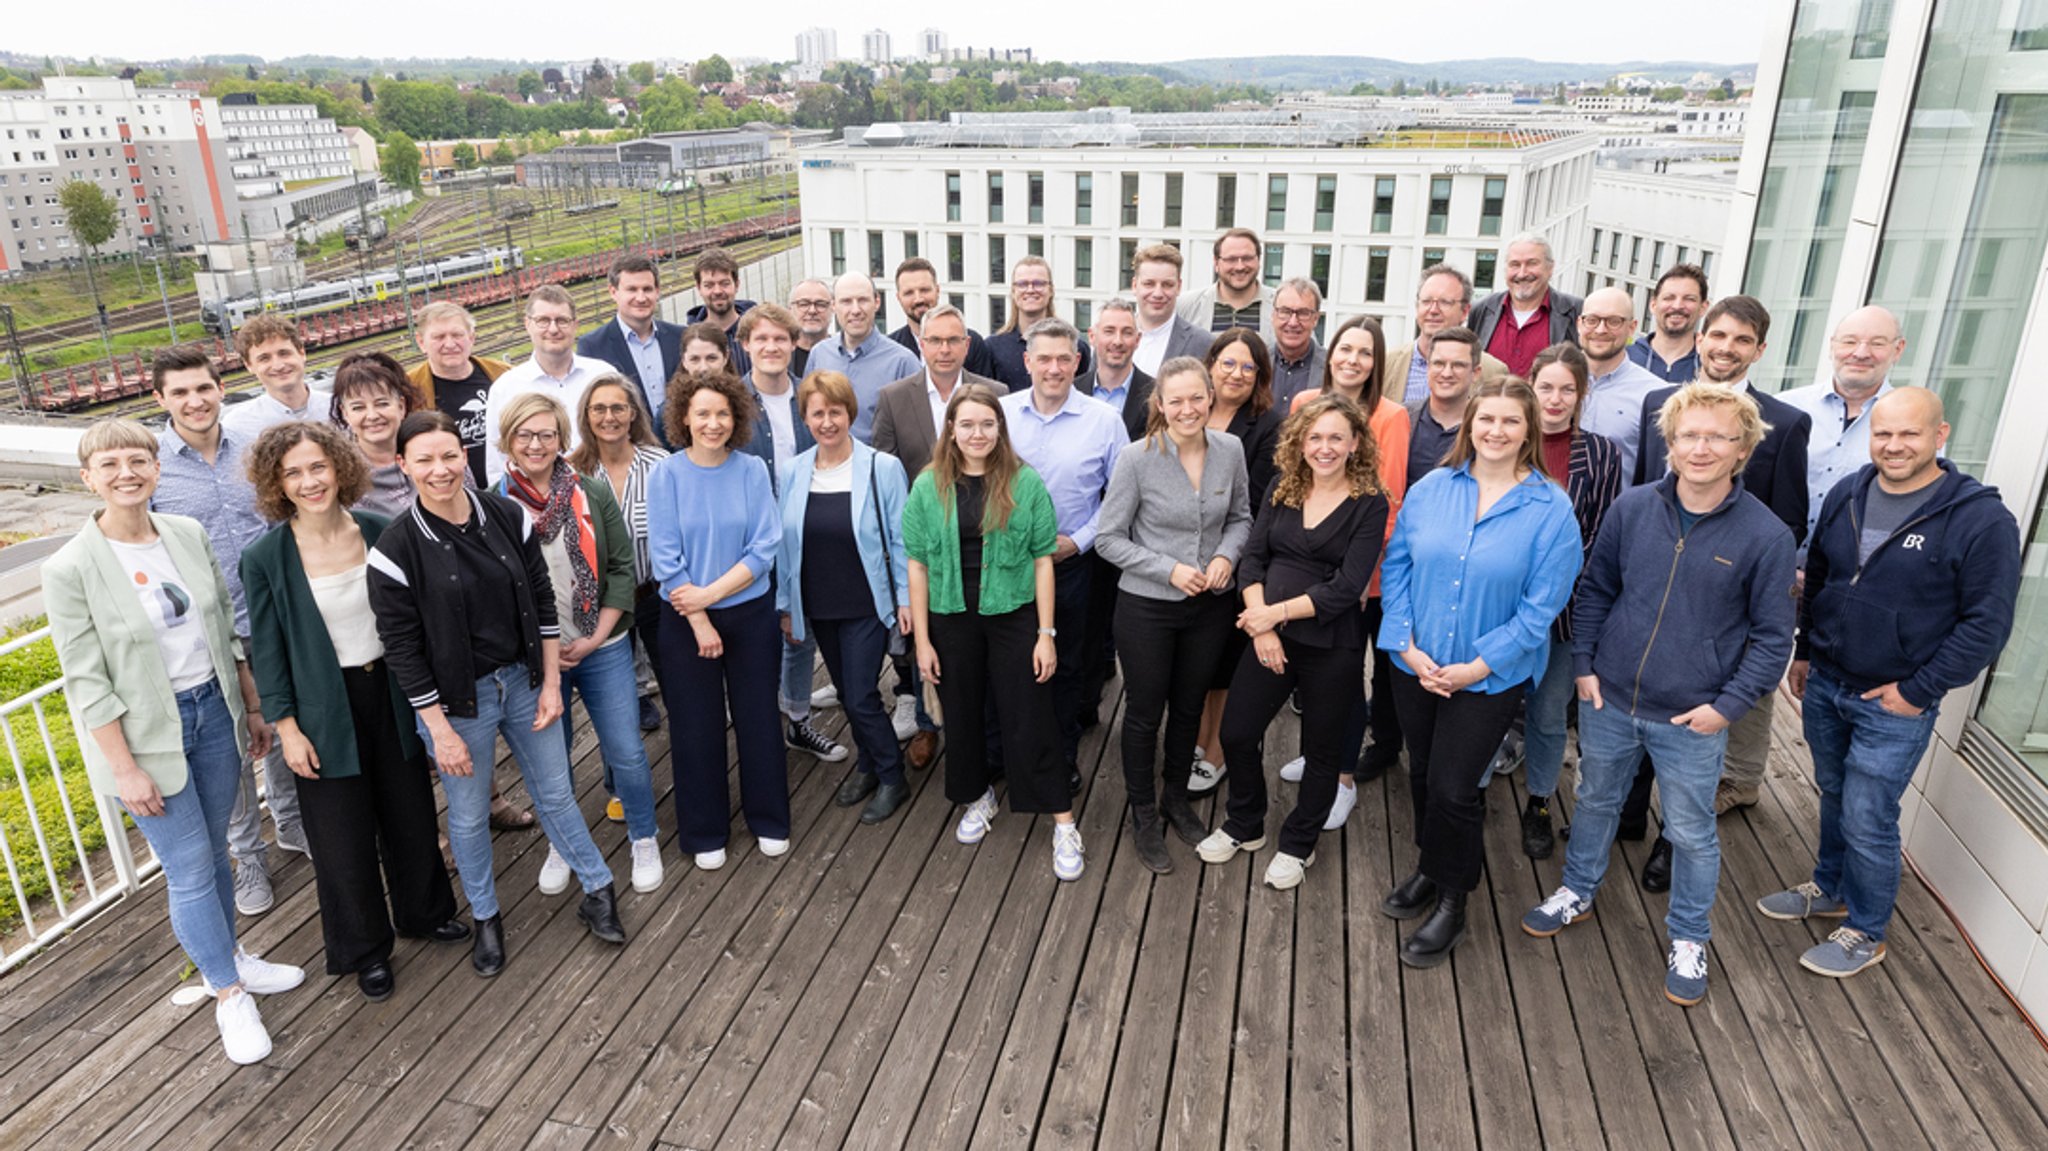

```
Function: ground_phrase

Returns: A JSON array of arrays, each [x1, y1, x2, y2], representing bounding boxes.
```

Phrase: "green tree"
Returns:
[[692, 55, 735, 86], [57, 180, 119, 343], [517, 72, 543, 100], [380, 130, 422, 190], [490, 141, 518, 164], [376, 79, 466, 138], [627, 61, 656, 88], [451, 142, 478, 169], [360, 77, 374, 103]]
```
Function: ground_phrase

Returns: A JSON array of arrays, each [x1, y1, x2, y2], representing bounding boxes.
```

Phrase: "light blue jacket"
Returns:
[[1377, 463, 1582, 695], [775, 442, 911, 642]]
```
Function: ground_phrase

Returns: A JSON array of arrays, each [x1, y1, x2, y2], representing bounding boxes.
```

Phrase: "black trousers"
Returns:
[[1620, 758, 1658, 830], [1078, 550, 1122, 718], [634, 585, 666, 694], [986, 554, 1090, 771], [1115, 590, 1236, 810], [1218, 635, 1365, 858], [294, 662, 458, 975], [929, 605, 1069, 814], [1365, 598, 1404, 764], [1390, 672, 1525, 892], [659, 594, 790, 852], [813, 614, 904, 786]]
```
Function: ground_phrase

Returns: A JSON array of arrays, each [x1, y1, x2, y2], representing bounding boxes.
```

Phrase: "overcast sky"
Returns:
[[9, 1, 1779, 69]]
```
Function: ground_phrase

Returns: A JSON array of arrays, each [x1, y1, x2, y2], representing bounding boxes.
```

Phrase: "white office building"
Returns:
[[863, 30, 893, 65], [217, 96, 356, 197], [796, 28, 838, 67], [1730, 0, 2048, 1030], [1585, 165, 1735, 322], [797, 108, 1598, 340], [921, 29, 949, 59]]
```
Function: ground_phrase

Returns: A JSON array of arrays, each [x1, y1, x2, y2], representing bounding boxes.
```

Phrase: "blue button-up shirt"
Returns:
[[1627, 335, 1699, 383], [1377, 463, 1582, 694], [1581, 357, 1666, 484], [1092, 366, 1137, 417], [1778, 378, 1893, 552], [151, 425, 265, 635], [805, 328, 923, 443], [1001, 386, 1130, 555], [619, 317, 668, 420]]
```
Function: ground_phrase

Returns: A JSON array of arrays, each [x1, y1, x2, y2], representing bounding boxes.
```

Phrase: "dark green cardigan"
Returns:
[[241, 511, 423, 779]]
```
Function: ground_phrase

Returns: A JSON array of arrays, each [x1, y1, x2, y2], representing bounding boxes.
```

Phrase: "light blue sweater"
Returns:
[[647, 449, 781, 608]]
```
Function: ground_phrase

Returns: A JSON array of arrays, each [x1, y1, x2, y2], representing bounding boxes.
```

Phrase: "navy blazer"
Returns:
[[1075, 365, 1155, 440], [1633, 381, 1812, 547], [578, 317, 683, 441]]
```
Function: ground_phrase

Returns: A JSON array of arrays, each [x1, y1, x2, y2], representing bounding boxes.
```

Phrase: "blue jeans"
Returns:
[[813, 614, 904, 786], [1561, 697, 1727, 944], [125, 680, 243, 991], [1520, 638, 1576, 799], [560, 637, 658, 840], [431, 665, 614, 920], [1805, 667, 1939, 941], [781, 630, 819, 719]]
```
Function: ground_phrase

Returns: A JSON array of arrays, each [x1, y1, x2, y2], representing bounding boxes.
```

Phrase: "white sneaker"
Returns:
[[811, 684, 840, 710], [1187, 755, 1222, 795], [890, 695, 918, 741], [955, 788, 1000, 845], [630, 837, 664, 893], [233, 947, 305, 995], [1323, 782, 1358, 830], [1263, 851, 1315, 889], [215, 987, 273, 1065], [1196, 828, 1266, 864], [1279, 756, 1305, 783], [1052, 822, 1085, 881], [538, 845, 572, 895], [694, 848, 727, 871], [758, 837, 790, 858]]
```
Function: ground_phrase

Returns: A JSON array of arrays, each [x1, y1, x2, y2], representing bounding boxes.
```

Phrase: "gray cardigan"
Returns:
[[1095, 430, 1253, 602]]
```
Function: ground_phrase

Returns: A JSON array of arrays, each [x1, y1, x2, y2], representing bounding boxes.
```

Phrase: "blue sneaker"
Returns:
[[1756, 881, 1848, 921], [1665, 940, 1709, 1006], [1800, 927, 1886, 978], [1521, 886, 1594, 938]]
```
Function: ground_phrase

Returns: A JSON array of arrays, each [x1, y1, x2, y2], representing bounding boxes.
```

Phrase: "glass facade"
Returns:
[[1075, 173, 1092, 226], [1314, 175, 1336, 232], [1266, 175, 1288, 231], [1263, 243, 1284, 288], [1165, 173, 1184, 228], [1217, 174, 1237, 229], [1372, 176, 1395, 233], [1742, 0, 1883, 388]]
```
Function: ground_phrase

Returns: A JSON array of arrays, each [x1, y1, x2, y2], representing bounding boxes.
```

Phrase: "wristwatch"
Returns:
[[1037, 627, 1057, 637]]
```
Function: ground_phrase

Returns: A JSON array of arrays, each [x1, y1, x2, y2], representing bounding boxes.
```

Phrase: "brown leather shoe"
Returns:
[[907, 730, 939, 770], [1713, 781, 1760, 815]]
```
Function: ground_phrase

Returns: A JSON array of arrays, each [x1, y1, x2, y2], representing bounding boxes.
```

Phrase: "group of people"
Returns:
[[43, 230, 2022, 1068]]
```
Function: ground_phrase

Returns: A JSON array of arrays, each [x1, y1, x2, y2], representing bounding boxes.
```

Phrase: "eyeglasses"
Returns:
[[1673, 432, 1739, 450], [1416, 297, 1463, 310], [1216, 255, 1258, 266], [588, 403, 634, 417], [1215, 358, 1258, 376], [924, 336, 968, 348], [1013, 279, 1051, 291], [1580, 315, 1634, 332], [512, 429, 561, 446], [527, 315, 575, 329], [791, 299, 831, 310], [1832, 336, 1896, 352], [1273, 307, 1318, 322]]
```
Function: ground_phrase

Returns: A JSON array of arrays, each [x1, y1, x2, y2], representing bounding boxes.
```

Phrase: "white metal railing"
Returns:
[[0, 625, 157, 975]]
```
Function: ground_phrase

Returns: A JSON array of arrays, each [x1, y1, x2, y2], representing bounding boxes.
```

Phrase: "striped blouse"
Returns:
[[586, 444, 671, 586], [1553, 428, 1624, 644]]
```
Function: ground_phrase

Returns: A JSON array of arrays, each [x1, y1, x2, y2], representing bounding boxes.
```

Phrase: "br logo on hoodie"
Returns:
[[1902, 533, 1926, 551]]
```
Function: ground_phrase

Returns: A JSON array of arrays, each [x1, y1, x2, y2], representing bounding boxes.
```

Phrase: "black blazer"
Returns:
[[578, 317, 684, 443], [1633, 382, 1813, 547], [1469, 287, 1585, 354], [1075, 365, 1155, 440]]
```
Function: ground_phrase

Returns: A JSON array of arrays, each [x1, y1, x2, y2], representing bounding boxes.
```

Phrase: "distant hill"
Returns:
[[1089, 56, 1754, 90]]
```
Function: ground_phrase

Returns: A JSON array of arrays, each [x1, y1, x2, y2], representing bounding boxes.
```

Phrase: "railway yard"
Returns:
[[0, 171, 802, 422]]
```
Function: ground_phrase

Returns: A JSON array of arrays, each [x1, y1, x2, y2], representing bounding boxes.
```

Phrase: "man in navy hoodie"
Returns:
[[1756, 387, 2019, 978], [1522, 382, 1797, 1007]]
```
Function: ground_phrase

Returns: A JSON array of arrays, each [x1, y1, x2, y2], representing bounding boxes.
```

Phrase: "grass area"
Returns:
[[0, 256, 201, 331], [0, 617, 109, 932], [24, 321, 210, 375]]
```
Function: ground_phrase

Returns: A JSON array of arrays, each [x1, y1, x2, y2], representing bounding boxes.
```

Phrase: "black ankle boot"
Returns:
[[1640, 836, 1673, 893], [1381, 870, 1439, 920], [472, 914, 505, 977], [1131, 805, 1172, 874], [578, 883, 627, 944], [1160, 788, 1208, 847], [1400, 889, 1469, 968], [1521, 795, 1556, 860]]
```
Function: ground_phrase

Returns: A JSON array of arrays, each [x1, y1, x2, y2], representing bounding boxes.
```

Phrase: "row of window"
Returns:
[[941, 170, 1509, 235], [825, 227, 1504, 306], [1588, 228, 1716, 281]]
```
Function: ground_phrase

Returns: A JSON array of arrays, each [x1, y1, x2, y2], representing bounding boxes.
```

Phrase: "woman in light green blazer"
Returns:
[[43, 417, 303, 1066]]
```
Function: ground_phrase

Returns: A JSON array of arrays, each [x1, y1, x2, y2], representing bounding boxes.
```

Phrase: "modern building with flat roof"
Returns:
[[797, 108, 1599, 339]]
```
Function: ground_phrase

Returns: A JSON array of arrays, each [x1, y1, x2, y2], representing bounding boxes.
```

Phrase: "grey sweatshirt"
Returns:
[[1095, 430, 1253, 601]]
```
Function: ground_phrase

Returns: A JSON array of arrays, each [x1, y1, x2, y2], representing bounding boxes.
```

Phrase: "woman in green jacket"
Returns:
[[904, 384, 1083, 881], [45, 417, 303, 1066], [495, 391, 661, 896], [241, 420, 467, 1003]]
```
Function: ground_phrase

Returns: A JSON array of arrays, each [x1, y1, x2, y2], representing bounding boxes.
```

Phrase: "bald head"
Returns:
[[1577, 286, 1639, 367], [831, 272, 881, 343], [1868, 386, 1949, 493], [1830, 305, 1907, 399]]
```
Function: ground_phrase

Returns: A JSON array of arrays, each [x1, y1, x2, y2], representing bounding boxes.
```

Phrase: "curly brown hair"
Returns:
[[1269, 393, 1382, 508], [246, 419, 370, 523], [663, 370, 755, 451]]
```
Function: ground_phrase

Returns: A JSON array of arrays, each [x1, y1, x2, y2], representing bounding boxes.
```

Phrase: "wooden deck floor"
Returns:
[[1, 681, 2045, 1150]]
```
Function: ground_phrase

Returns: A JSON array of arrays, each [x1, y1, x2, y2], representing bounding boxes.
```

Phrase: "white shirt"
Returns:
[[106, 536, 216, 690], [220, 386, 333, 442], [1134, 318, 1174, 377], [306, 564, 384, 666], [758, 386, 798, 467], [482, 354, 610, 482], [924, 370, 963, 437]]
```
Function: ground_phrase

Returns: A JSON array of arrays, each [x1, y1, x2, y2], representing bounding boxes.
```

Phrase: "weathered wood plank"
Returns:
[[1344, 765, 1414, 1151]]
